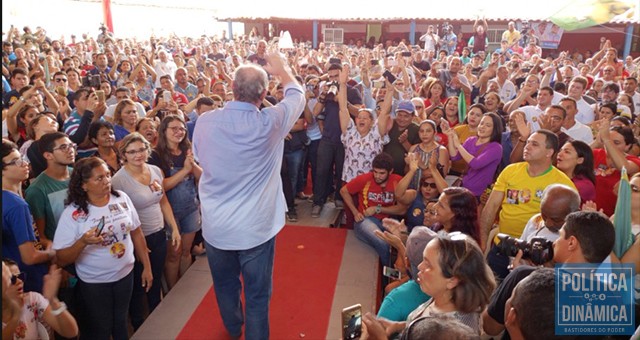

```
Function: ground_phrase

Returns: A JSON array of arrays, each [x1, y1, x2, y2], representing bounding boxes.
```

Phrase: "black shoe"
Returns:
[[287, 210, 298, 222]]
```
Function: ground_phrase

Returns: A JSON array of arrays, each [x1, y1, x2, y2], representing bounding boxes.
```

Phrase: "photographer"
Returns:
[[482, 211, 615, 339], [310, 62, 363, 217], [440, 23, 457, 57]]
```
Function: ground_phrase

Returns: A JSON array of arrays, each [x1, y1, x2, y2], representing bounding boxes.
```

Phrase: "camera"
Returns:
[[495, 233, 554, 265], [441, 22, 452, 35], [325, 81, 339, 101]]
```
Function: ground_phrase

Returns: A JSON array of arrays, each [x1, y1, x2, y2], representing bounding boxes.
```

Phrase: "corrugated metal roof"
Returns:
[[213, 0, 638, 24]]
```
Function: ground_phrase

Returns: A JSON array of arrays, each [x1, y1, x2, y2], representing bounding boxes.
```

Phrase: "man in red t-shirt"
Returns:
[[340, 152, 408, 265]]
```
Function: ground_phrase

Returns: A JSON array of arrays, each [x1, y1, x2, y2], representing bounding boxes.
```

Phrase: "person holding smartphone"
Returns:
[[53, 157, 152, 339]]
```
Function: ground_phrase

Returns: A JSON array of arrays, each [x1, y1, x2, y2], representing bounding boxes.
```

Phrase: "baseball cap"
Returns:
[[396, 100, 416, 114], [406, 227, 438, 279]]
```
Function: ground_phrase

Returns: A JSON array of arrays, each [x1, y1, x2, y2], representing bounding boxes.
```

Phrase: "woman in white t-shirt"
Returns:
[[112, 133, 180, 331], [53, 157, 152, 339]]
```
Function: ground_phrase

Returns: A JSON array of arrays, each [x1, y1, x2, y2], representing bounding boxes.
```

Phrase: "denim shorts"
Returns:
[[166, 208, 201, 236]]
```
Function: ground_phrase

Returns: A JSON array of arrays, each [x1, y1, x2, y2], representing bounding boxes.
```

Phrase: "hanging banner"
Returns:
[[550, 0, 637, 31], [520, 22, 565, 49]]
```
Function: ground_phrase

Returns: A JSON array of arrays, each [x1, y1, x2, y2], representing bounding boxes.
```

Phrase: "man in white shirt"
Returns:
[[519, 86, 554, 132], [623, 77, 640, 114], [419, 25, 439, 54], [559, 97, 593, 144], [565, 76, 595, 125], [151, 49, 177, 88]]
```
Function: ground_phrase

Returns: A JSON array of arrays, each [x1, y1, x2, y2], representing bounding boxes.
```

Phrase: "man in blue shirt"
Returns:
[[192, 53, 305, 340]]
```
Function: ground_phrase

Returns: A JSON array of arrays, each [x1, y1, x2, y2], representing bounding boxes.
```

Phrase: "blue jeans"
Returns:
[[129, 230, 167, 330], [284, 148, 304, 196], [313, 138, 345, 205], [77, 270, 133, 340], [205, 237, 276, 340], [354, 217, 390, 266]]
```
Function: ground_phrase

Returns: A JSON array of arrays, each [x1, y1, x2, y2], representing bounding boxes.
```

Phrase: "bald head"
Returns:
[[540, 184, 581, 230]]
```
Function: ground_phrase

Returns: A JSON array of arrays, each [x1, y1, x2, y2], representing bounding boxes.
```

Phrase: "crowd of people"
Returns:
[[2, 19, 640, 339]]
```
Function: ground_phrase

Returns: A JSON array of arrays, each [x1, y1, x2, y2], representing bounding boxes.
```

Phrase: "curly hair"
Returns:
[[443, 187, 480, 244], [154, 115, 191, 170], [435, 233, 496, 313], [66, 157, 119, 214]]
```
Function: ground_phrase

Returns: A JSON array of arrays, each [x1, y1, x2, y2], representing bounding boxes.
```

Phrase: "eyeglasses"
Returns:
[[424, 209, 436, 216], [52, 143, 78, 152], [10, 272, 26, 285], [168, 126, 186, 133], [55, 78, 68, 82], [421, 182, 437, 189], [3, 156, 30, 167], [124, 147, 148, 156]]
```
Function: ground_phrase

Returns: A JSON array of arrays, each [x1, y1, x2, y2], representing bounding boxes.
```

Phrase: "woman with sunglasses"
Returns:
[[2, 259, 78, 339], [149, 116, 202, 290], [52, 157, 152, 339], [395, 153, 445, 232], [112, 133, 180, 330], [364, 232, 495, 336], [2, 140, 53, 294]]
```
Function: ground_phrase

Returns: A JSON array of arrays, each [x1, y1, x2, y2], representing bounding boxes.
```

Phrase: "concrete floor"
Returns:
[[132, 198, 379, 339]]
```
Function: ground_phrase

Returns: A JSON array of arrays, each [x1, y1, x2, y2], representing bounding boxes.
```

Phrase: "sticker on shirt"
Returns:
[[412, 208, 422, 217], [118, 202, 129, 211], [110, 242, 126, 259], [506, 189, 531, 204], [149, 179, 164, 196], [72, 209, 88, 222], [108, 204, 122, 214]]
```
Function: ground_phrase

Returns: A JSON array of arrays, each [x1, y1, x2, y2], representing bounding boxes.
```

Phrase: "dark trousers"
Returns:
[[129, 230, 167, 330], [313, 138, 345, 205], [77, 270, 133, 340], [299, 139, 320, 193]]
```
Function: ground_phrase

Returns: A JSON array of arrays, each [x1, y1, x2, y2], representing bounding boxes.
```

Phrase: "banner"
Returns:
[[102, 0, 113, 33], [550, 0, 637, 31], [520, 22, 565, 49]]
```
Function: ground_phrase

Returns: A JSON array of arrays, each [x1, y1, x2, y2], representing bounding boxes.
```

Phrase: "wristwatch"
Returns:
[[375, 205, 382, 214]]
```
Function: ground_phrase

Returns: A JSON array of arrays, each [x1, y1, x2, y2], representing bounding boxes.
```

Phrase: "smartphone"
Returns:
[[370, 59, 379, 66], [372, 80, 385, 89], [329, 57, 341, 65], [341, 304, 362, 340], [95, 216, 106, 236], [401, 51, 412, 57], [382, 70, 397, 84], [383, 266, 402, 280], [163, 91, 172, 102], [94, 90, 105, 102]]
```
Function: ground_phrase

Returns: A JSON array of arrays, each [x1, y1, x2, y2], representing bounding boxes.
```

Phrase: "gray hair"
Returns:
[[232, 64, 268, 104]]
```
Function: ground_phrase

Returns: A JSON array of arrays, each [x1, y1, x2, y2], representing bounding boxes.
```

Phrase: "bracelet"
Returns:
[[50, 301, 67, 316]]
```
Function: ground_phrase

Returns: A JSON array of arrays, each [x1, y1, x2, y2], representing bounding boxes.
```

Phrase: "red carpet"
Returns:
[[176, 226, 348, 339]]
